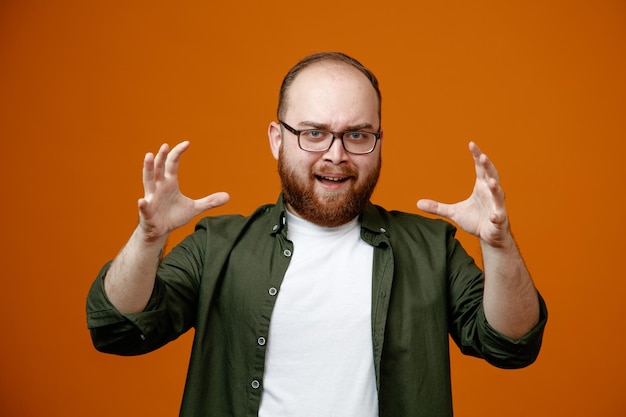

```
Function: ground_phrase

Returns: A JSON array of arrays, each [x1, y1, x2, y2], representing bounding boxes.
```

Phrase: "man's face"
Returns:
[[268, 63, 382, 227]]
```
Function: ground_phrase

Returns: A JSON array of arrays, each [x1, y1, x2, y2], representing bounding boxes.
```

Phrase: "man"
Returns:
[[87, 52, 547, 417]]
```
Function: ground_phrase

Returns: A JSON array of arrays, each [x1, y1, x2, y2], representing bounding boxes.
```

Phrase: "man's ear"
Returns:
[[268, 121, 282, 160]]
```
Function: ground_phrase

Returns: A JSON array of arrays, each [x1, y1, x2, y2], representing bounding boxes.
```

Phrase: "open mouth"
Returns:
[[316, 175, 350, 183]]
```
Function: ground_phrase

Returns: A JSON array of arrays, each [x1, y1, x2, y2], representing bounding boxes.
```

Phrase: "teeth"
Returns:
[[320, 176, 345, 182]]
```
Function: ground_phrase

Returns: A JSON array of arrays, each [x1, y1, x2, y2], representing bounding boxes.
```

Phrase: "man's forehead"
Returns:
[[291, 61, 367, 86], [285, 63, 378, 107], [281, 60, 381, 124]]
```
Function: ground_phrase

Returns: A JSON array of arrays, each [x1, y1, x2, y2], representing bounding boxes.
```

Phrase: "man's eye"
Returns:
[[304, 131, 327, 140], [348, 132, 364, 140]]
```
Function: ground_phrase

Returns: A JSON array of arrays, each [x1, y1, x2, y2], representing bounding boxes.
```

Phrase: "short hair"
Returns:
[[277, 52, 382, 121]]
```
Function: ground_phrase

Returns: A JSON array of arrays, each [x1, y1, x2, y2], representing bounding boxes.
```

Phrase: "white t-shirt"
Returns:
[[258, 212, 378, 417]]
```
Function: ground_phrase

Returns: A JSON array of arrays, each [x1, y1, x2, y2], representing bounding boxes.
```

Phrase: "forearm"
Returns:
[[104, 226, 168, 314], [481, 233, 540, 339]]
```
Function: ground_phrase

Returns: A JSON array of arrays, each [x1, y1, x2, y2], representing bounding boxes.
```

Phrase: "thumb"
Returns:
[[417, 199, 450, 217], [195, 192, 231, 213]]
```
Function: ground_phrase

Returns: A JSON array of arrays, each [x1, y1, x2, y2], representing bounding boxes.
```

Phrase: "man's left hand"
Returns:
[[417, 141, 511, 248]]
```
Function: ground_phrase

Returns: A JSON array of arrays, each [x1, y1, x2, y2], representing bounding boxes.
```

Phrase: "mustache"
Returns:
[[313, 164, 358, 177]]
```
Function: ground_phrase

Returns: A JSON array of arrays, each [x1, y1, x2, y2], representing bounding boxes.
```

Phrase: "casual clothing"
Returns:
[[259, 212, 378, 416], [86, 194, 548, 417]]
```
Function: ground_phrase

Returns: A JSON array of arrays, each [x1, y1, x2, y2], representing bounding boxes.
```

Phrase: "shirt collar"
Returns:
[[269, 194, 390, 247], [360, 201, 391, 247], [269, 193, 289, 236]]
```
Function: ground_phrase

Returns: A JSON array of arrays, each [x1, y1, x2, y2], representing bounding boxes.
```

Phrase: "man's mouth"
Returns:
[[316, 175, 349, 183]]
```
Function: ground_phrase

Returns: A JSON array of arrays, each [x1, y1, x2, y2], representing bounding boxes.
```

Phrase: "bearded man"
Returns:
[[87, 52, 547, 417]]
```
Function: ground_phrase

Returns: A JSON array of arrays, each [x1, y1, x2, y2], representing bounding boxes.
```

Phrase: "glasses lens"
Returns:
[[299, 130, 333, 151], [297, 129, 377, 154], [343, 132, 376, 154]]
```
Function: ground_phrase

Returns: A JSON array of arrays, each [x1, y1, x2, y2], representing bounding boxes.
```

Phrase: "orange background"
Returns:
[[1, 1, 624, 416]]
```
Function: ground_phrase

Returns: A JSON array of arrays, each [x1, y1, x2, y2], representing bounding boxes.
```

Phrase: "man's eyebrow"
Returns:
[[298, 121, 377, 131]]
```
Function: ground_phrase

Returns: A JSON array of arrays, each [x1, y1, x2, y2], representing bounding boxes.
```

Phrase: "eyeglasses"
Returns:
[[279, 121, 381, 155]]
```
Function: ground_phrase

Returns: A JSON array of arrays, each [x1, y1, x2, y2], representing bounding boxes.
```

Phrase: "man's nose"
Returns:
[[323, 135, 349, 163]]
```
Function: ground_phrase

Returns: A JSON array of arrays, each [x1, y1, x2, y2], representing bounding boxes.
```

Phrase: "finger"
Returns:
[[468, 140, 483, 158], [487, 178, 507, 225], [488, 177, 505, 203], [469, 142, 488, 181], [137, 197, 158, 228], [194, 192, 231, 214], [142, 152, 156, 195], [469, 141, 500, 182], [153, 143, 170, 180], [137, 197, 151, 220], [417, 199, 453, 218], [165, 141, 191, 178]]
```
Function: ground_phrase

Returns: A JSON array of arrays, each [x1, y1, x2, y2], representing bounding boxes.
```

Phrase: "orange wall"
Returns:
[[1, 1, 624, 416]]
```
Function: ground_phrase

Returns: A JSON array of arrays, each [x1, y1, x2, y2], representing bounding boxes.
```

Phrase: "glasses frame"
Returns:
[[279, 120, 381, 155]]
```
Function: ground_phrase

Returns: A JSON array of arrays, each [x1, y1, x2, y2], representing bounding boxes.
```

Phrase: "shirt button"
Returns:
[[257, 336, 266, 346], [283, 249, 292, 257], [251, 380, 260, 389], [268, 287, 278, 296], [272, 224, 279, 231]]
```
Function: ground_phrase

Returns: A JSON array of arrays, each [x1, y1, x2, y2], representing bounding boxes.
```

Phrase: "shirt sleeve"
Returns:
[[445, 229, 548, 369], [85, 262, 180, 355], [471, 293, 548, 368], [86, 223, 209, 356]]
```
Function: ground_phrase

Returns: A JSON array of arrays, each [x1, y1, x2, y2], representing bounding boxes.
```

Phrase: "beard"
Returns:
[[278, 153, 381, 227]]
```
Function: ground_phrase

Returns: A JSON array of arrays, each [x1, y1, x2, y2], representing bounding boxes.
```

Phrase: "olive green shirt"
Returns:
[[87, 195, 547, 417]]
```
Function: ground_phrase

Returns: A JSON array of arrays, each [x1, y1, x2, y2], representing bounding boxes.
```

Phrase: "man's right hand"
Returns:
[[104, 141, 229, 314], [137, 141, 230, 242]]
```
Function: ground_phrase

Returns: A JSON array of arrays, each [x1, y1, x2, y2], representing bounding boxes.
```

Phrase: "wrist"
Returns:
[[479, 229, 517, 253], [134, 225, 169, 247]]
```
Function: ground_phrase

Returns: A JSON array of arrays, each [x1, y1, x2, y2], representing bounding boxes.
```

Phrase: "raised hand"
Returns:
[[417, 142, 510, 248], [418, 142, 541, 338], [137, 141, 230, 241]]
